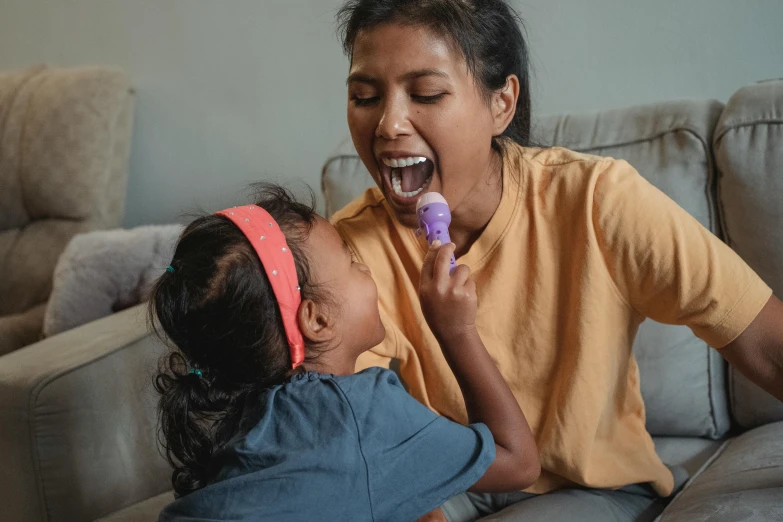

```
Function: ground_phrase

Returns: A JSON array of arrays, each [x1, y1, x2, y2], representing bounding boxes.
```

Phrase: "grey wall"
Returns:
[[0, 0, 781, 226]]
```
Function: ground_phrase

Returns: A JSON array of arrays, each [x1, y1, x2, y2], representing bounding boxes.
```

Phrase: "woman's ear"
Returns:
[[491, 74, 520, 136], [297, 299, 335, 344]]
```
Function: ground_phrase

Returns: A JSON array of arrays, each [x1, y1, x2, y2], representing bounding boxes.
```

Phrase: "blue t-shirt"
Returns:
[[159, 367, 494, 522]]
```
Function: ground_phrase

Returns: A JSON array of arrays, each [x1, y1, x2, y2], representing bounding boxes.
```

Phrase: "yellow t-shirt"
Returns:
[[331, 142, 771, 496]]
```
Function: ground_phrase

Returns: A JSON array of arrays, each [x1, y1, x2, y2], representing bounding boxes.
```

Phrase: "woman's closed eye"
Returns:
[[412, 93, 446, 104], [352, 95, 379, 107]]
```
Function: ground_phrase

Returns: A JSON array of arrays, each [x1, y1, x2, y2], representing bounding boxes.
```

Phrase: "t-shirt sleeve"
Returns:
[[592, 159, 772, 348], [337, 368, 495, 522]]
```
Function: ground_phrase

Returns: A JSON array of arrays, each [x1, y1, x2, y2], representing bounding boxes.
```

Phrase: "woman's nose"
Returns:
[[376, 96, 412, 140]]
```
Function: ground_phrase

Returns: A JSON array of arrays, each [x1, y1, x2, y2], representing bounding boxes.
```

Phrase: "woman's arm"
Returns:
[[419, 241, 540, 492], [720, 295, 783, 403]]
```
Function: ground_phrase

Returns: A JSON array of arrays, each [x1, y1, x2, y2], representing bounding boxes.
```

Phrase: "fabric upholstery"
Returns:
[[322, 135, 376, 220], [0, 303, 46, 357], [0, 305, 171, 522], [321, 100, 730, 439], [653, 437, 724, 478], [658, 422, 783, 522], [714, 80, 783, 429], [0, 65, 134, 354]]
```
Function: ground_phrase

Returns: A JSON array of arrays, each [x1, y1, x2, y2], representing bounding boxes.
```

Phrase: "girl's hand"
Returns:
[[419, 241, 477, 343]]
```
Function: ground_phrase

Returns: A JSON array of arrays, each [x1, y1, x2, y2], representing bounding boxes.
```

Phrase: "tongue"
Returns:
[[400, 161, 432, 192]]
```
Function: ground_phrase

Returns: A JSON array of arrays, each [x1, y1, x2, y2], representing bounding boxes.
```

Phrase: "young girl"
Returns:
[[151, 184, 539, 521]]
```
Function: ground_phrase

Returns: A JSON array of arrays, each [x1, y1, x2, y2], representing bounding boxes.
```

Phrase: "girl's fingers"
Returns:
[[421, 240, 442, 283], [433, 243, 456, 285]]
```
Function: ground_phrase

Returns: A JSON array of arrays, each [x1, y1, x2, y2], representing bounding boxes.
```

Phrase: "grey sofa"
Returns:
[[1, 80, 782, 521]]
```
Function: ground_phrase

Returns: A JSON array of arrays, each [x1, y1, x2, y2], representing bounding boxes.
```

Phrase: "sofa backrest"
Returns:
[[322, 98, 735, 439], [714, 79, 783, 429], [0, 65, 134, 318]]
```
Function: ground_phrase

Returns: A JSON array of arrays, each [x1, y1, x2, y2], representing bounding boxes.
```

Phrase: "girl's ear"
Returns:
[[297, 299, 335, 344], [491, 74, 520, 136]]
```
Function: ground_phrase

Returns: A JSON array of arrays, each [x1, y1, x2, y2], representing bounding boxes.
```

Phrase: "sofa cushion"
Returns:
[[658, 421, 783, 522], [653, 437, 724, 478], [714, 80, 783, 429], [322, 135, 376, 220], [0, 65, 134, 328], [0, 303, 46, 357]]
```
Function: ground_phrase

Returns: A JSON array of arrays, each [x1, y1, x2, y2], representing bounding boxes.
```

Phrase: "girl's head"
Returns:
[[151, 184, 384, 495], [338, 0, 531, 227]]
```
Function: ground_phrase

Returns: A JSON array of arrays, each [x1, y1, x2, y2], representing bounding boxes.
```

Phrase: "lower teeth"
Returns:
[[391, 168, 431, 198]]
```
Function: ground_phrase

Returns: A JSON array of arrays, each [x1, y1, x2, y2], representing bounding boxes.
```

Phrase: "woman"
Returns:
[[331, 1, 783, 521]]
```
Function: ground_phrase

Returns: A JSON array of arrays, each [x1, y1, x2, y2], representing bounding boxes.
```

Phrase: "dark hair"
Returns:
[[149, 184, 328, 496], [337, 0, 532, 150]]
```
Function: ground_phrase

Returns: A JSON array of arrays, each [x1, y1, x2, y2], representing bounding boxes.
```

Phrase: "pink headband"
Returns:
[[215, 205, 305, 369]]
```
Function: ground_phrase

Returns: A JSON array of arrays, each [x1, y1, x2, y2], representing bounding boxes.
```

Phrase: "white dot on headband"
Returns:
[[244, 218, 249, 222], [272, 270, 278, 275], [282, 248, 287, 252], [296, 286, 301, 291], [268, 223, 273, 227], [260, 236, 266, 240]]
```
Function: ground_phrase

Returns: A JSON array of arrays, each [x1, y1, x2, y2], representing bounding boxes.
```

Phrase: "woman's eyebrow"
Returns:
[[346, 68, 449, 85]]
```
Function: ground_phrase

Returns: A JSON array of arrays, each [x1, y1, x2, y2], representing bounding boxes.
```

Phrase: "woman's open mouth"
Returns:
[[379, 156, 434, 205]]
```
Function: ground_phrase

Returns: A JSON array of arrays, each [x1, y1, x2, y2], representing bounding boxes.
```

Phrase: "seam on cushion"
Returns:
[[729, 358, 739, 427], [713, 121, 783, 251], [17, 70, 52, 223], [0, 67, 46, 231], [657, 438, 733, 521], [714, 120, 783, 145], [707, 348, 717, 437], [575, 126, 718, 234], [28, 326, 152, 521]]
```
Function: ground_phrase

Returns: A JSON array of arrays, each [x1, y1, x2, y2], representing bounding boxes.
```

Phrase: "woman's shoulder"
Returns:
[[505, 142, 640, 193], [508, 142, 615, 170]]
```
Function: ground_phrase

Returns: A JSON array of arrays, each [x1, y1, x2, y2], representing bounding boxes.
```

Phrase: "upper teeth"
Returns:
[[382, 156, 428, 168]]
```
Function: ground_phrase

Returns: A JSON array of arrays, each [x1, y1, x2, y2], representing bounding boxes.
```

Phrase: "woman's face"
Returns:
[[346, 23, 499, 228]]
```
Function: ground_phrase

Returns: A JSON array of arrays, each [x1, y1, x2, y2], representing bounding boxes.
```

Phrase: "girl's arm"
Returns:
[[419, 242, 540, 492]]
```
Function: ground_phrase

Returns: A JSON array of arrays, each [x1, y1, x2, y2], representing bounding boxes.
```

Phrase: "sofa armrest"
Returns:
[[0, 304, 171, 522]]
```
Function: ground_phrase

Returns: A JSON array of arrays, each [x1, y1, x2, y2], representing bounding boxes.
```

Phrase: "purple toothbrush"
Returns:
[[416, 192, 457, 274]]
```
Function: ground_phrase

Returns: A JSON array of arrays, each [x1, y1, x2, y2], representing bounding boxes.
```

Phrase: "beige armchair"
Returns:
[[0, 65, 134, 356]]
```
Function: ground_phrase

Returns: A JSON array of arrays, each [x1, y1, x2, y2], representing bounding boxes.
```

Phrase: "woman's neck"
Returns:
[[449, 149, 504, 258]]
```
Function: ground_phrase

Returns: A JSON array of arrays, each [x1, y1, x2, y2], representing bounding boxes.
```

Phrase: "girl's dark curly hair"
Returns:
[[149, 184, 328, 496]]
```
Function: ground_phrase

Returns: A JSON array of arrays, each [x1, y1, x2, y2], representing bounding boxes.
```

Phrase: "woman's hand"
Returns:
[[419, 241, 477, 343]]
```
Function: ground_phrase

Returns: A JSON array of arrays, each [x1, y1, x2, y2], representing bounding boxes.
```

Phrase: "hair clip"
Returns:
[[166, 265, 176, 273], [188, 368, 203, 377]]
